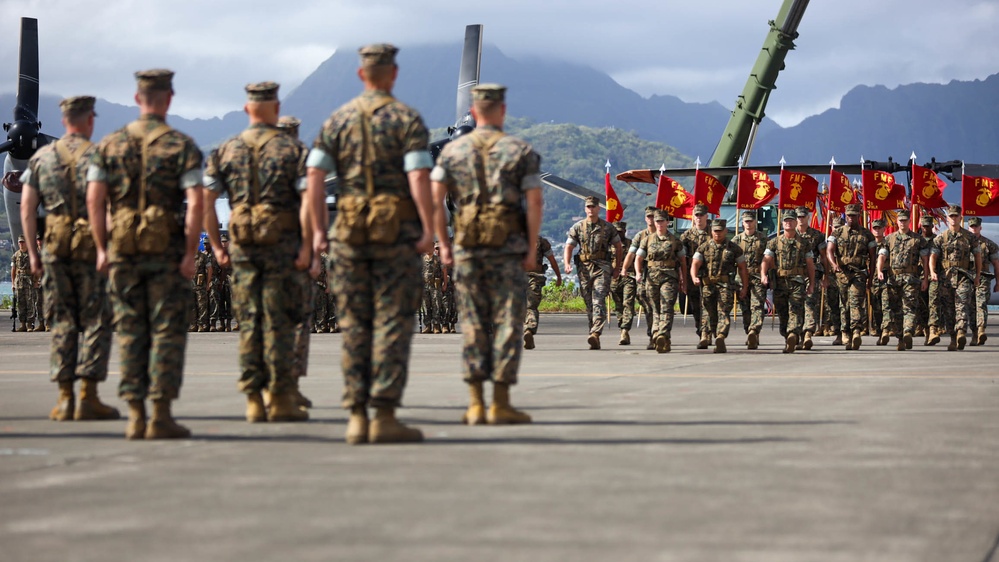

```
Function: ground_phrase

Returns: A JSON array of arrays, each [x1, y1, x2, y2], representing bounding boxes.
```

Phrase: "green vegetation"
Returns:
[[538, 279, 586, 312]]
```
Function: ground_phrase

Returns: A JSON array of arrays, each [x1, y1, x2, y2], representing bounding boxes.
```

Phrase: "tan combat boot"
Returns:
[[831, 331, 843, 346], [851, 330, 863, 350], [268, 391, 309, 422], [432, 323, 442, 334], [714, 335, 727, 354], [646, 337, 656, 350], [897, 335, 906, 351], [783, 333, 798, 354], [947, 333, 958, 351], [697, 331, 711, 349], [802, 331, 814, 350], [245, 391, 266, 423], [49, 381, 75, 421], [32, 323, 45, 332], [957, 329, 967, 350], [619, 329, 630, 346], [209, 320, 217, 332], [926, 327, 940, 346], [655, 334, 670, 353], [125, 400, 146, 440], [877, 332, 890, 346], [524, 332, 535, 350], [903, 333, 913, 350], [369, 407, 423, 443], [487, 382, 532, 425], [587, 333, 600, 350], [746, 331, 759, 350], [145, 399, 191, 439], [420, 324, 432, 334], [978, 329, 988, 346], [75, 379, 121, 420], [345, 405, 369, 445], [461, 381, 486, 425], [16, 321, 27, 332]]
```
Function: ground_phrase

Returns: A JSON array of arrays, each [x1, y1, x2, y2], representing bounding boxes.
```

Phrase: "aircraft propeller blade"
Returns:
[[455, 24, 482, 124], [540, 172, 618, 209], [14, 17, 39, 124]]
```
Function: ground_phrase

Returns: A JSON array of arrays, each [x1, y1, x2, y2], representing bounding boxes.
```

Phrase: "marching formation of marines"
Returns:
[[8, 43, 999, 447]]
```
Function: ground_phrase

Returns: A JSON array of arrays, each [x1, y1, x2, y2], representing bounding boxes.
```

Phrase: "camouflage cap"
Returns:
[[920, 216, 934, 227], [584, 196, 600, 207], [795, 206, 810, 218], [832, 215, 845, 226], [781, 210, 798, 222], [947, 204, 962, 216], [741, 210, 757, 221], [245, 81, 279, 102], [897, 209, 911, 220], [358, 43, 398, 67], [277, 116, 300, 129], [845, 203, 862, 216], [693, 203, 709, 215], [472, 83, 506, 102], [17, 234, 25, 242], [969, 217, 983, 227], [135, 69, 174, 93], [653, 209, 669, 221], [220, 232, 229, 241], [871, 219, 886, 228], [644, 206, 657, 216], [59, 95, 96, 117], [711, 219, 727, 231], [613, 221, 627, 231]]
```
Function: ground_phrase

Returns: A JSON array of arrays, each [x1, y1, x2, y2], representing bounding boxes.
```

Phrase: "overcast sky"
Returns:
[[0, 0, 996, 128]]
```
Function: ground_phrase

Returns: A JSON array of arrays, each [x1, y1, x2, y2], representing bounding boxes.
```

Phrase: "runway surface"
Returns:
[[2, 313, 998, 561]]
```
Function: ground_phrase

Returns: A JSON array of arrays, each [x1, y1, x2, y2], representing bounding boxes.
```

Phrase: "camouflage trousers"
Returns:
[[442, 282, 457, 327], [970, 274, 995, 332], [212, 282, 232, 322], [700, 281, 734, 338], [802, 271, 821, 334], [43, 260, 112, 383], [610, 274, 637, 330], [917, 285, 931, 333], [835, 271, 869, 334], [195, 283, 209, 329], [109, 257, 191, 401], [455, 255, 527, 384], [738, 276, 766, 334], [822, 282, 842, 333], [525, 272, 546, 335], [14, 280, 33, 325], [635, 275, 655, 338], [683, 285, 705, 336], [33, 284, 44, 327], [577, 261, 611, 335], [231, 251, 309, 395], [885, 275, 921, 337], [774, 277, 806, 338], [293, 281, 314, 380], [871, 282, 887, 335], [331, 244, 422, 410], [935, 271, 975, 335], [313, 284, 329, 331], [646, 274, 680, 339], [927, 279, 942, 331], [421, 280, 443, 330]]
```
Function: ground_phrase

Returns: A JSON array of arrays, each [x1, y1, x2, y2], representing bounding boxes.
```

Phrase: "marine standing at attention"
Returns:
[[307, 44, 435, 444], [564, 195, 622, 349], [203, 82, 311, 423], [431, 83, 542, 425], [20, 95, 117, 421], [87, 69, 204, 440]]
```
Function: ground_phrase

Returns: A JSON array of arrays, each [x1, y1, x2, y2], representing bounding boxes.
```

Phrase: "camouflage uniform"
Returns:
[[880, 228, 929, 339], [765, 232, 813, 339], [970, 230, 998, 340], [310, 84, 431, 410], [568, 216, 621, 336], [22, 132, 112, 380], [191, 248, 210, 331], [322, 252, 337, 332], [421, 250, 444, 333], [525, 236, 555, 336], [870, 232, 889, 338], [216, 244, 233, 330], [11, 246, 32, 330], [89, 114, 203, 402], [931, 226, 980, 338], [680, 223, 710, 335], [205, 120, 309, 397], [692, 233, 745, 339], [313, 255, 329, 332], [629, 226, 656, 339], [433, 122, 539, 383], [920, 227, 939, 340], [796, 221, 827, 336], [32, 245, 45, 330], [733, 228, 767, 336], [637, 225, 686, 344], [828, 217, 876, 336], [205, 244, 221, 330], [609, 226, 637, 332]]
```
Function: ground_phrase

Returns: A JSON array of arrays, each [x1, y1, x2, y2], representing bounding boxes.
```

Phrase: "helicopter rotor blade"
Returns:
[[455, 24, 482, 124], [14, 17, 40, 124]]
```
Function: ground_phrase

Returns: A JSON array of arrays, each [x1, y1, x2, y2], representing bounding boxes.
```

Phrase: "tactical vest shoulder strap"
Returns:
[[468, 130, 507, 204], [53, 137, 94, 221], [353, 95, 396, 197], [126, 121, 173, 211], [239, 127, 282, 204]]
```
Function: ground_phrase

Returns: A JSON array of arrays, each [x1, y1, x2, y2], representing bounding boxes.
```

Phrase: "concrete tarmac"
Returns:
[[2, 314, 999, 562]]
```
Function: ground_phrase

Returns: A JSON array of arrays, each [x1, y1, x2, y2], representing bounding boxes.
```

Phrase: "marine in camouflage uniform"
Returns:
[[822, 215, 845, 340], [32, 236, 46, 331], [307, 44, 434, 444], [869, 219, 890, 343], [87, 69, 203, 439], [691, 219, 749, 353], [203, 82, 310, 423], [216, 233, 234, 331], [204, 237, 222, 331], [634, 209, 687, 353], [622, 207, 657, 347], [733, 210, 767, 349], [312, 252, 329, 332], [420, 244, 444, 333], [564, 195, 623, 349], [681, 204, 711, 346], [19, 95, 118, 421], [322, 252, 338, 332], [609, 222, 637, 345], [968, 217, 999, 345], [795, 207, 828, 345], [761, 211, 816, 353], [875, 209, 929, 351], [190, 246, 211, 331], [826, 204, 877, 350], [431, 83, 541, 425], [523, 235, 562, 348], [10, 237, 32, 331], [928, 205, 982, 350], [919, 217, 939, 344]]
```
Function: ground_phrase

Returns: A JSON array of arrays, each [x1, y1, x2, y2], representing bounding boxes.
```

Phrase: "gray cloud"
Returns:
[[1, 0, 996, 127]]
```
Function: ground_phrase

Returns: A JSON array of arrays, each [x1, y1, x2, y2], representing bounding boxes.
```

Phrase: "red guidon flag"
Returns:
[[862, 169, 907, 211], [605, 171, 624, 223], [736, 169, 778, 210], [828, 170, 857, 213], [911, 164, 947, 209], [655, 173, 695, 220], [694, 170, 726, 215], [962, 174, 999, 216], [778, 170, 818, 211]]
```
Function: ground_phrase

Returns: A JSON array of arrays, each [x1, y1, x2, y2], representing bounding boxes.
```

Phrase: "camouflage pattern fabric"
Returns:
[[797, 226, 827, 334], [766, 234, 813, 338], [524, 237, 554, 335], [609, 234, 636, 330], [422, 252, 444, 330], [192, 250, 210, 330], [881, 230, 928, 337], [694, 239, 745, 339], [12, 250, 32, 324], [313, 258, 329, 332], [630, 229, 656, 337], [206, 122, 308, 395], [568, 218, 620, 335], [970, 234, 998, 333], [931, 228, 980, 335], [314, 89, 430, 409], [733, 230, 767, 334], [870, 238, 889, 335], [91, 115, 202, 400], [830, 224, 876, 333], [681, 227, 710, 335], [640, 232, 685, 340], [205, 248, 221, 326], [292, 269, 314, 381]]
